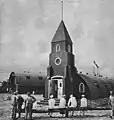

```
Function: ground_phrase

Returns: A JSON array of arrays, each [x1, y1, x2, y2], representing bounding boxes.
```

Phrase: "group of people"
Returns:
[[48, 94, 88, 117], [11, 90, 114, 119], [48, 90, 114, 118], [12, 91, 88, 119], [12, 91, 36, 120]]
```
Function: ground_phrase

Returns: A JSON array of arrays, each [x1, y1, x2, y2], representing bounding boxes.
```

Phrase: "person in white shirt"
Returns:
[[59, 95, 66, 108], [48, 95, 55, 117], [68, 94, 77, 107], [80, 94, 87, 116], [59, 95, 66, 117], [109, 91, 113, 102], [68, 94, 77, 116], [108, 92, 114, 118], [80, 95, 87, 107]]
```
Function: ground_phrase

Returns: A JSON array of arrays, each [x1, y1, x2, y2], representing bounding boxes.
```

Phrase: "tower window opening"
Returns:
[[26, 76, 30, 79], [38, 76, 42, 80], [68, 45, 71, 53], [79, 82, 85, 93], [56, 44, 60, 52]]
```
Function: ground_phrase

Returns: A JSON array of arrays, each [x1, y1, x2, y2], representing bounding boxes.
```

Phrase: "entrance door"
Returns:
[[58, 79, 63, 98], [48, 80, 51, 98], [48, 80, 58, 98], [48, 77, 63, 98]]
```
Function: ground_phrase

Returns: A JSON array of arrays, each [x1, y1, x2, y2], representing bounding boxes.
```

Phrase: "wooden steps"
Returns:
[[37, 97, 109, 108], [37, 98, 60, 106]]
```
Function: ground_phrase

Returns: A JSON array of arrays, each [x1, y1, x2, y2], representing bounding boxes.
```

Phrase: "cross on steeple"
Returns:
[[61, 0, 64, 20]]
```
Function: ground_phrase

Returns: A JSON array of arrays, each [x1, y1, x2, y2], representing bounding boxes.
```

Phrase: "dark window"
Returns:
[[56, 44, 60, 52], [79, 82, 85, 93], [60, 83, 62, 87], [38, 76, 42, 80], [26, 76, 30, 79]]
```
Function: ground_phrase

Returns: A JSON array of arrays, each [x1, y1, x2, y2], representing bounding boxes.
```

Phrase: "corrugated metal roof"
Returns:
[[9, 72, 46, 87], [78, 73, 108, 99]]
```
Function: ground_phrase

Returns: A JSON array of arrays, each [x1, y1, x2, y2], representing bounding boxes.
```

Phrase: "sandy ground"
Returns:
[[0, 93, 113, 120]]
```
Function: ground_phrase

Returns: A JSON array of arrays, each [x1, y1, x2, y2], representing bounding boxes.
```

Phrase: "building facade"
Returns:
[[44, 20, 112, 100]]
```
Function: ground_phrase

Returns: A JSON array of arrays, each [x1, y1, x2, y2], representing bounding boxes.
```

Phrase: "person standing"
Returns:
[[67, 94, 77, 116], [11, 91, 18, 119], [109, 91, 113, 100], [108, 91, 113, 107], [48, 94, 55, 117], [25, 92, 36, 120], [80, 94, 87, 116], [68, 94, 77, 107], [59, 95, 66, 108], [17, 95, 24, 118], [59, 95, 66, 117], [108, 92, 114, 118]]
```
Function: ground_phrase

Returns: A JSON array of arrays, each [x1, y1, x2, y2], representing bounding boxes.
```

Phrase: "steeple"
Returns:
[[52, 20, 72, 44]]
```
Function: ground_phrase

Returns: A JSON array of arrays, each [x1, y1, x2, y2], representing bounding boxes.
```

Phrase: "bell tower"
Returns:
[[45, 20, 77, 98], [49, 20, 75, 76]]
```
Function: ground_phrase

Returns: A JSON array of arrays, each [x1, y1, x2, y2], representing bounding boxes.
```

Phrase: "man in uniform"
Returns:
[[17, 95, 24, 118], [11, 91, 18, 119], [25, 92, 36, 120]]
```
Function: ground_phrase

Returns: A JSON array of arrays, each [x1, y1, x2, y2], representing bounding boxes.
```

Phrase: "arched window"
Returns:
[[56, 44, 60, 52], [79, 82, 85, 93]]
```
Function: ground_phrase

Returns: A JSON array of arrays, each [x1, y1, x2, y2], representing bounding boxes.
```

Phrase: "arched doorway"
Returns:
[[48, 76, 63, 98]]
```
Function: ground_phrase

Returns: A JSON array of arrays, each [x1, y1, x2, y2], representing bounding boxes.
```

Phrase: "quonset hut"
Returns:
[[45, 20, 114, 100], [8, 72, 46, 94]]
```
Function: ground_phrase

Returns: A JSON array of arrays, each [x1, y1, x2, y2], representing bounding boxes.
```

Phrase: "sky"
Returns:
[[0, 0, 114, 80]]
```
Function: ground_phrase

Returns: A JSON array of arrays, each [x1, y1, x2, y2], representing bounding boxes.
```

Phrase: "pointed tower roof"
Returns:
[[52, 20, 72, 44]]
